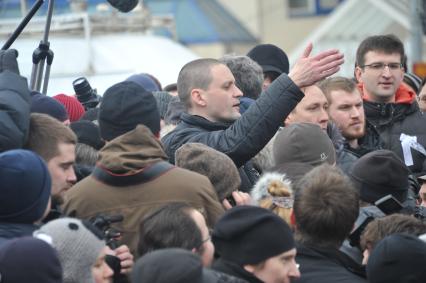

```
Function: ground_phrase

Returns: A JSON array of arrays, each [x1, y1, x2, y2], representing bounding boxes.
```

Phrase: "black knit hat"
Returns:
[[349, 150, 409, 204], [70, 120, 105, 150], [367, 234, 426, 283], [131, 248, 218, 283], [212, 206, 295, 265], [99, 81, 161, 140], [247, 44, 289, 75]]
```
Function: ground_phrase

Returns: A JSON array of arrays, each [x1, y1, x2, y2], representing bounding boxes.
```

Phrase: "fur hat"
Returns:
[[247, 44, 289, 75], [53, 94, 86, 122], [131, 248, 220, 283], [34, 218, 106, 283], [251, 172, 293, 206], [273, 123, 336, 167], [31, 92, 68, 122], [0, 149, 51, 223], [153, 91, 178, 119], [212, 206, 295, 265], [70, 120, 105, 150], [367, 234, 426, 283], [349, 150, 409, 204], [0, 237, 62, 283], [164, 100, 186, 125], [99, 81, 161, 140], [175, 143, 240, 200]]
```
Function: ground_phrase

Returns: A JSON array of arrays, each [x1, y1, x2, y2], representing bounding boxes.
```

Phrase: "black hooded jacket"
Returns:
[[0, 71, 31, 152], [162, 73, 304, 192], [358, 84, 426, 175]]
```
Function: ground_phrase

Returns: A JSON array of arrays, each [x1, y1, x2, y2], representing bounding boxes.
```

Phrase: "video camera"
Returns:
[[89, 213, 123, 249], [73, 77, 101, 110]]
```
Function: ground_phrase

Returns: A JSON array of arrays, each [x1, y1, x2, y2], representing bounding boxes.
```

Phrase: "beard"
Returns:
[[342, 127, 365, 141]]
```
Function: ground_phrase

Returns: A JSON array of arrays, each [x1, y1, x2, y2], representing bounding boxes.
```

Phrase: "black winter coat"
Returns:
[[294, 244, 367, 283], [0, 222, 38, 247], [0, 71, 31, 152], [162, 74, 304, 192], [361, 93, 426, 175]]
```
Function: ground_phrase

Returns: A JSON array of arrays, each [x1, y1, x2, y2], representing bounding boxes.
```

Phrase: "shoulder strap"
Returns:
[[92, 161, 174, 187]]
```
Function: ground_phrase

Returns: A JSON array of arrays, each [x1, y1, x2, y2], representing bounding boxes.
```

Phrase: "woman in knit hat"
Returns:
[[34, 217, 114, 283]]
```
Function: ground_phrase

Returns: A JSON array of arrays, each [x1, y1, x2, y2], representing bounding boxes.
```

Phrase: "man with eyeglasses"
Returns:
[[354, 34, 426, 175]]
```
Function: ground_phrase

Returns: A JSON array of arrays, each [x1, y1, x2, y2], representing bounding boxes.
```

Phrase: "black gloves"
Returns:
[[0, 49, 20, 75]]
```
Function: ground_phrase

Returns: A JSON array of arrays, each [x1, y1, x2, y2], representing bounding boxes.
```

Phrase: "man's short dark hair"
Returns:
[[360, 214, 426, 251], [177, 58, 222, 109], [356, 34, 405, 67], [293, 164, 359, 248], [137, 203, 203, 258], [219, 55, 263, 100]]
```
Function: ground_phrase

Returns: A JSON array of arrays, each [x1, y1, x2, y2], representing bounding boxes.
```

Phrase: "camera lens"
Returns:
[[73, 77, 93, 102]]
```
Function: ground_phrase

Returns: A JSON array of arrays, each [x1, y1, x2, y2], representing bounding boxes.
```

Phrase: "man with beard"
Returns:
[[162, 45, 344, 191], [319, 76, 372, 157], [25, 113, 77, 221]]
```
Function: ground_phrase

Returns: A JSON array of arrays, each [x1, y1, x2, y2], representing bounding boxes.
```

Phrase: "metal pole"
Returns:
[[2, 0, 45, 50], [409, 0, 423, 71], [20, 0, 28, 16]]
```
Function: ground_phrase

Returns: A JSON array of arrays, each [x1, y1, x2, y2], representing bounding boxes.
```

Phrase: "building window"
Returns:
[[287, 0, 344, 17]]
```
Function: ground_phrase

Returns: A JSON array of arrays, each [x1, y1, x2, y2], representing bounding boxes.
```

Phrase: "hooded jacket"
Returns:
[[162, 73, 304, 192], [358, 83, 426, 175], [63, 125, 224, 256], [0, 71, 31, 152]]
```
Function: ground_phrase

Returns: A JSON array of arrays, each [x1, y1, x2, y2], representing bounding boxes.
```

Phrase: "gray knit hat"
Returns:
[[175, 143, 241, 200], [273, 123, 336, 167], [34, 218, 106, 283]]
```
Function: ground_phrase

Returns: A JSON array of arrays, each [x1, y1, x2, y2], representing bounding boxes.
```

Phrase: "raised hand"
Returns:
[[289, 43, 344, 88]]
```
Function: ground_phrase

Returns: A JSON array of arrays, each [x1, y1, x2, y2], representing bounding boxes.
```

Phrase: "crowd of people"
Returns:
[[1, 33, 426, 283]]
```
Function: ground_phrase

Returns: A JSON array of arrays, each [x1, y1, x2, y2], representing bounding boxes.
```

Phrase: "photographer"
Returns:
[[345, 149, 419, 263]]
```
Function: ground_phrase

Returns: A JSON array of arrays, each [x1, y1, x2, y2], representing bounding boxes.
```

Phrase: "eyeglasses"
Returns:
[[360, 62, 403, 71]]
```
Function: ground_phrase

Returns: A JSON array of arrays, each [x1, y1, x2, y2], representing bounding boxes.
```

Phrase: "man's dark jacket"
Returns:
[[162, 74, 304, 192], [359, 83, 426, 175], [0, 71, 31, 152], [294, 244, 367, 283], [0, 222, 38, 247]]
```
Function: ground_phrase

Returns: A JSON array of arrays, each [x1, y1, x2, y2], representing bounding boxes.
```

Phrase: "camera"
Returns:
[[72, 77, 101, 110], [89, 213, 123, 249]]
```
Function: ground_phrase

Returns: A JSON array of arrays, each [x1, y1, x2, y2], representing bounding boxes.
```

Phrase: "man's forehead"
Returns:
[[330, 89, 362, 104], [363, 50, 402, 62], [210, 64, 234, 80]]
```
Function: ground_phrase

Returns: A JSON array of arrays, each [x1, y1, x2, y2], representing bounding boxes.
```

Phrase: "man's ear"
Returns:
[[243, 264, 256, 273], [284, 114, 292, 127], [355, 66, 363, 83], [190, 88, 207, 107]]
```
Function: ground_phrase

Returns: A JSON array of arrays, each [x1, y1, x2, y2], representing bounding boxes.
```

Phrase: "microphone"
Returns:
[[107, 0, 138, 13]]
